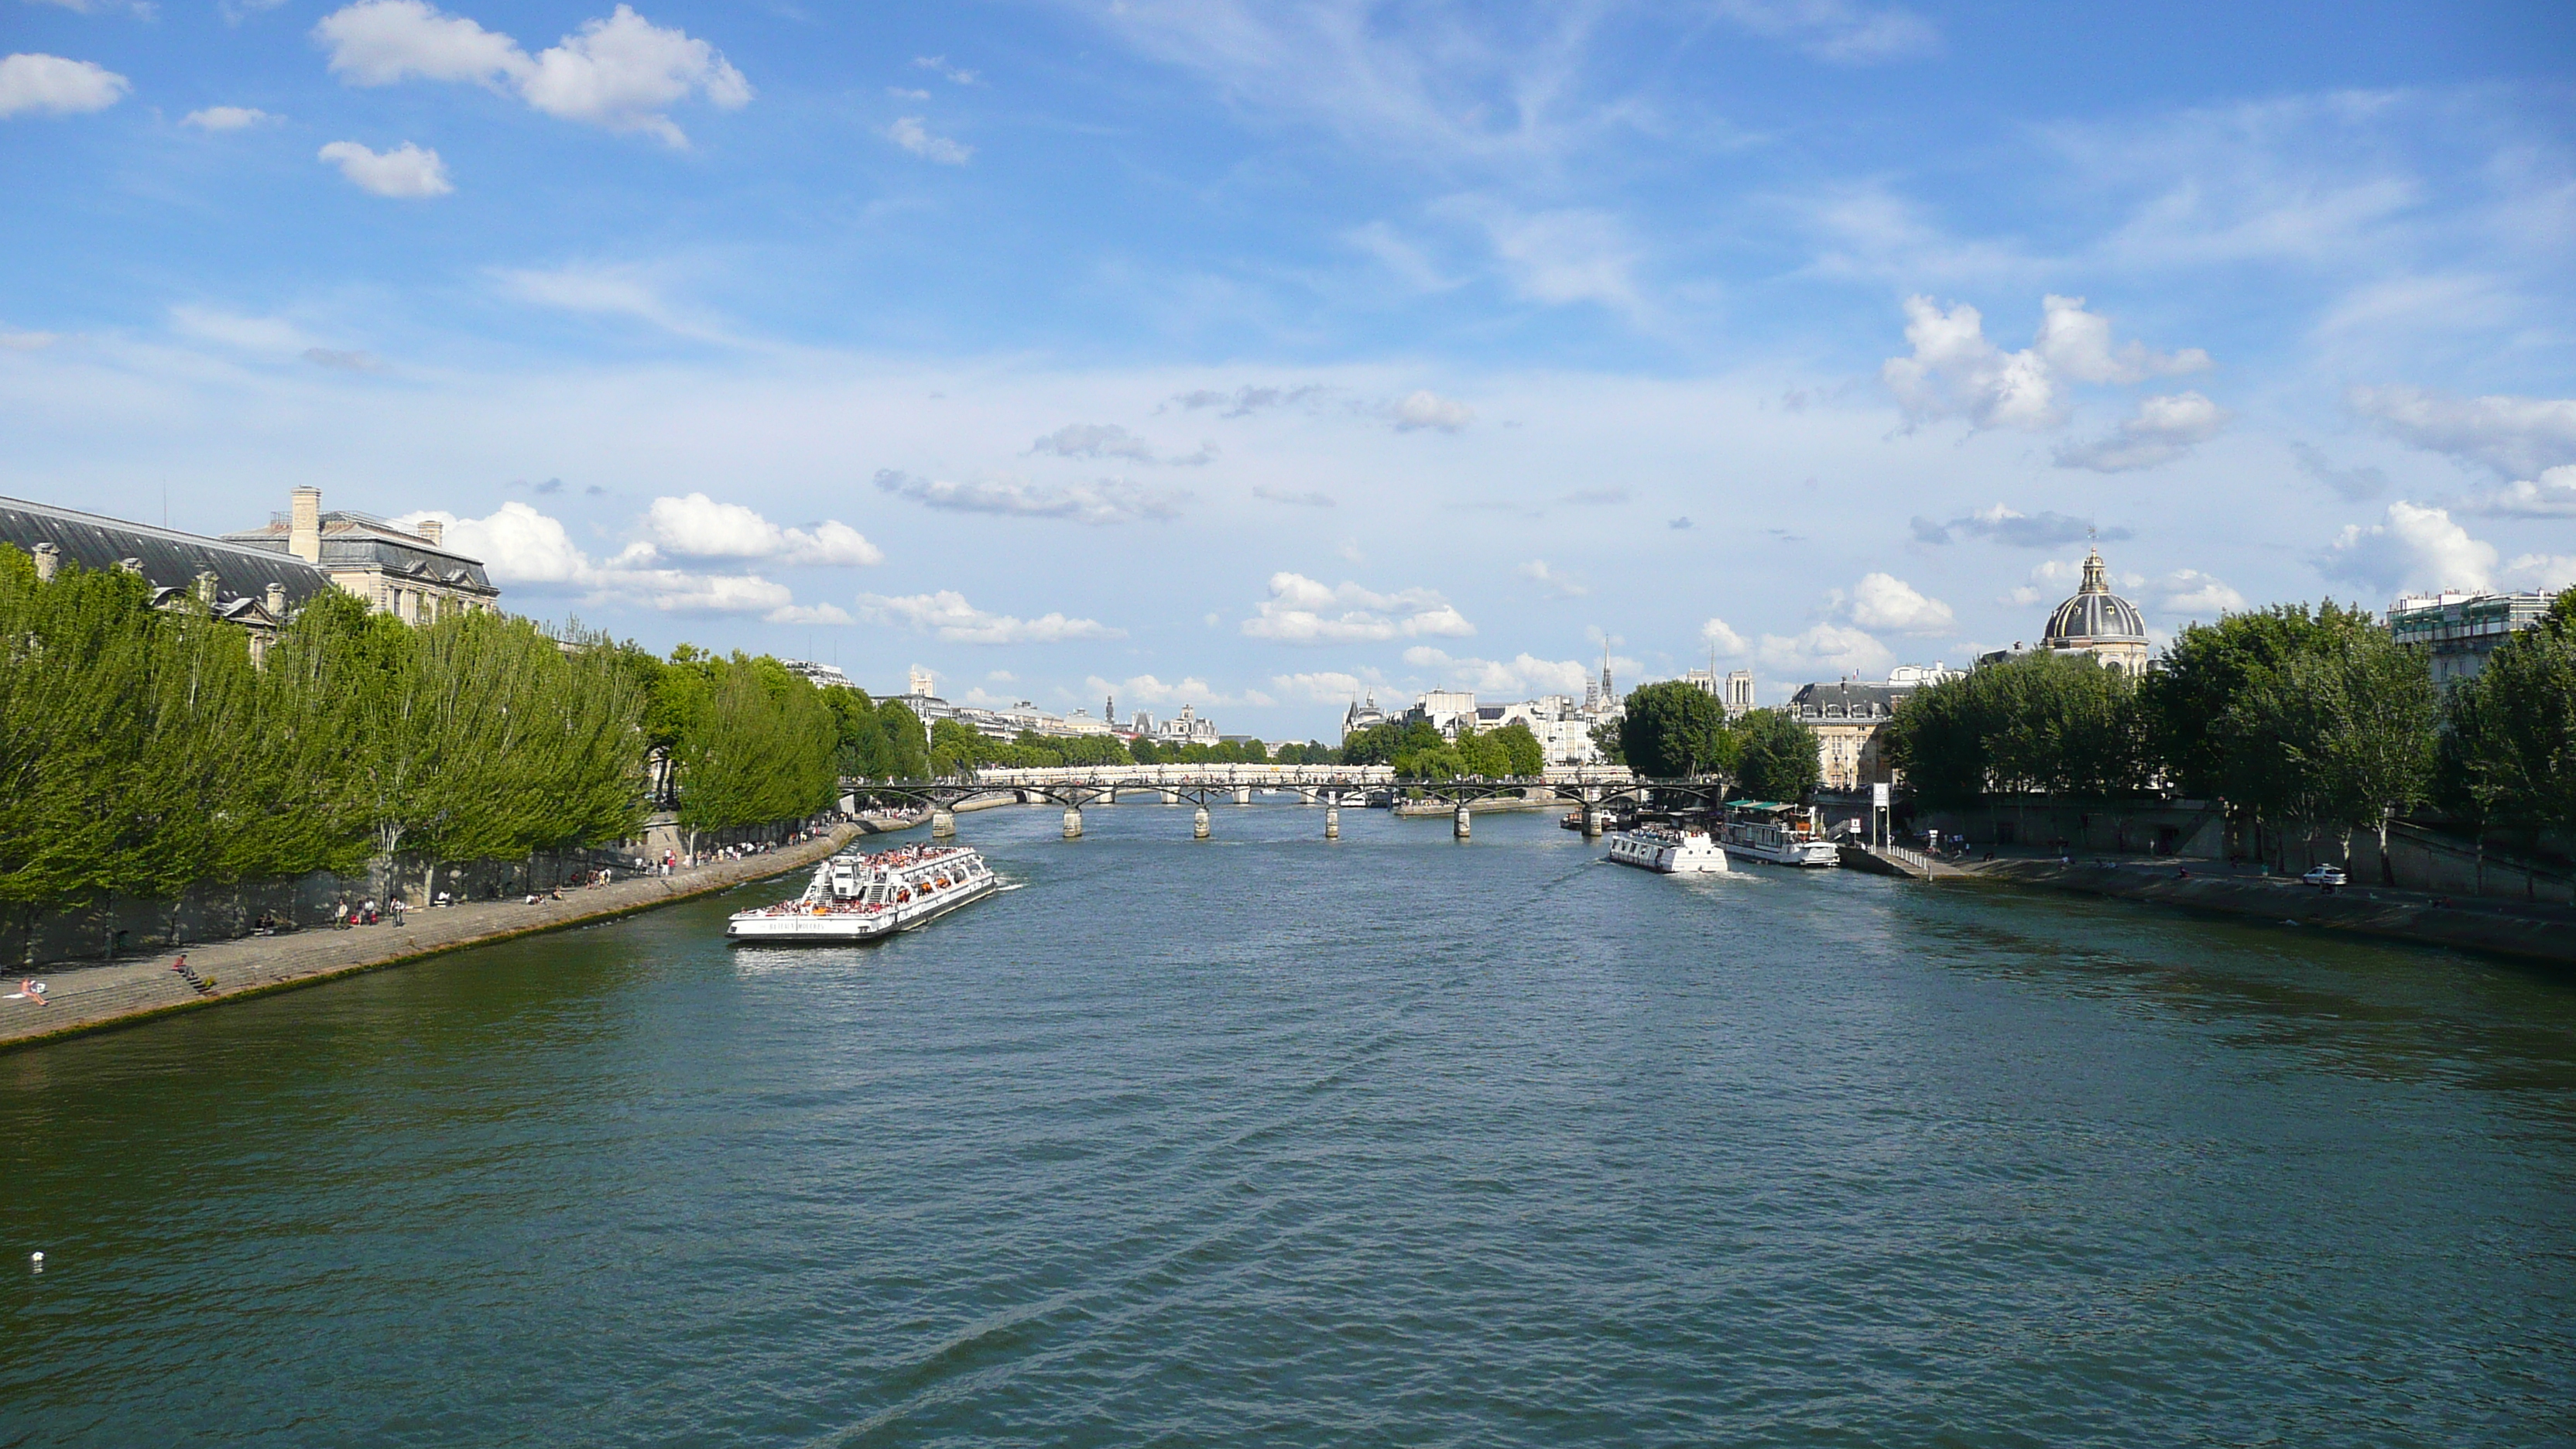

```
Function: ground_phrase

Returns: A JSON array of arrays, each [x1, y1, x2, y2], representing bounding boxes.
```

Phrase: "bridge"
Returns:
[[839, 763, 1730, 841]]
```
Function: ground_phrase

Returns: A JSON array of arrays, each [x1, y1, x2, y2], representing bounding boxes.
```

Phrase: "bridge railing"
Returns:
[[970, 764, 1398, 786]]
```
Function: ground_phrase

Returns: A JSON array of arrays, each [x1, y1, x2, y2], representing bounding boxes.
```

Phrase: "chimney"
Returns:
[[416, 516, 444, 547], [32, 542, 58, 582], [265, 581, 287, 617], [289, 486, 323, 564]]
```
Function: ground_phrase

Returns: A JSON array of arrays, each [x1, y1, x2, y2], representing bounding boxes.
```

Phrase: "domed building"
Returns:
[[2040, 548, 2150, 675], [1979, 547, 2151, 676]]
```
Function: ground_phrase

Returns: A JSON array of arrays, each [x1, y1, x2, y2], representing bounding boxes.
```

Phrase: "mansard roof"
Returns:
[[0, 494, 334, 613], [221, 510, 497, 594]]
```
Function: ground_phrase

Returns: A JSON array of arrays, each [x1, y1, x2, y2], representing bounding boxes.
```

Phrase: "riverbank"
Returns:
[[0, 825, 865, 1053], [1965, 857, 2576, 967]]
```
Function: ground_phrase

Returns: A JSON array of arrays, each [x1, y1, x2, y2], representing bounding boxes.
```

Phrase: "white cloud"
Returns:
[[2468, 464, 2576, 518], [858, 590, 1122, 644], [2031, 294, 2211, 383], [318, 139, 453, 197], [1087, 673, 1269, 709], [1701, 617, 1748, 656], [0, 53, 129, 118], [2349, 385, 2576, 478], [1838, 572, 1954, 633], [1269, 670, 1369, 703], [1399, 647, 1592, 698], [1756, 622, 1893, 679], [183, 106, 279, 130], [886, 115, 971, 164], [2321, 501, 2498, 595], [1882, 296, 2062, 431], [1518, 559, 1588, 598], [910, 54, 977, 85], [764, 602, 855, 626], [397, 502, 828, 618], [873, 468, 1184, 525], [312, 2, 749, 146], [636, 492, 882, 566], [1252, 485, 1333, 507], [2054, 391, 2230, 472], [1709, 0, 1941, 63], [0, 329, 60, 351], [1466, 205, 1641, 313], [1392, 389, 1473, 432], [2506, 554, 2576, 591], [2157, 569, 2245, 616], [886, 86, 929, 101], [1241, 572, 1474, 643], [1883, 295, 2208, 434]]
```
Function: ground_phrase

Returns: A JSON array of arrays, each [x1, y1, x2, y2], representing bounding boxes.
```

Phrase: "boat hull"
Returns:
[[1605, 831, 1730, 874]]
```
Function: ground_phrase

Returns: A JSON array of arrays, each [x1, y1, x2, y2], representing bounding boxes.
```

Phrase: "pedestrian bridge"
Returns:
[[839, 763, 1723, 841]]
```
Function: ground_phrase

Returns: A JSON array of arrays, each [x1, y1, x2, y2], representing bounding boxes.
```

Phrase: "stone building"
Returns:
[[222, 486, 499, 624], [1788, 681, 1909, 791], [1, 493, 337, 660]]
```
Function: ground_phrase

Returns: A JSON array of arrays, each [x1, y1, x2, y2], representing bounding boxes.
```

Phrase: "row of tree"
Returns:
[[1890, 590, 2576, 863], [0, 551, 861, 930], [1595, 682, 1823, 801], [913, 718, 1341, 776], [1337, 717, 1548, 779]]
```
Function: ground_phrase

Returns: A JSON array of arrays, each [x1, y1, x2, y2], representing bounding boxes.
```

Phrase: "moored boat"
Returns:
[[725, 842, 999, 942], [1717, 801, 1840, 867], [1605, 825, 1730, 874]]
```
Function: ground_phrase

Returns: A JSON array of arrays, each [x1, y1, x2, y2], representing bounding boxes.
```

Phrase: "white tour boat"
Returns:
[[725, 842, 999, 942], [1605, 825, 1731, 874], [1717, 803, 1841, 868]]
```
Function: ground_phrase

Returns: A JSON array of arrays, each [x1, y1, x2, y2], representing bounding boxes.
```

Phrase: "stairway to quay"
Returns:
[[0, 826, 865, 1053]]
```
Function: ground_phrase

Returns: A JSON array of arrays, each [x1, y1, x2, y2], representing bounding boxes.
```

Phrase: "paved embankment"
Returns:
[[0, 826, 872, 1053], [1965, 858, 2576, 966]]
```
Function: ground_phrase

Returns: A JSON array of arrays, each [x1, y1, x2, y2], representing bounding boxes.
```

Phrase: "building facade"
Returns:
[[2388, 590, 2555, 685], [223, 487, 499, 624], [2, 494, 337, 660], [1788, 681, 1910, 791]]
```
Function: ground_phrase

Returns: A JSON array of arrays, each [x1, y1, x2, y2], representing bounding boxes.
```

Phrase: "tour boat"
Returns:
[[1717, 803, 1840, 868], [725, 843, 999, 942], [1605, 826, 1730, 874]]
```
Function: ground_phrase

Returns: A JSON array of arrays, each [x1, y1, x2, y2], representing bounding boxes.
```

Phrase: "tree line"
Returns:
[[1889, 590, 2576, 868], [1595, 682, 1823, 800], [0, 550, 868, 931], [916, 718, 1340, 776], [1336, 717, 1547, 778]]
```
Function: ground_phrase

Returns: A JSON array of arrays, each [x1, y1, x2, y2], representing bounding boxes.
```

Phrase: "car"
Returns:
[[2301, 865, 2348, 889]]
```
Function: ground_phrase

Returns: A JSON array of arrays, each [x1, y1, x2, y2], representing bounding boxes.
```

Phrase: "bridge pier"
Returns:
[[1454, 804, 1471, 841], [1581, 803, 1601, 839], [1193, 806, 1211, 840], [1063, 805, 1082, 840], [1325, 805, 1339, 840], [1160, 788, 1180, 806], [1233, 786, 1252, 806], [931, 808, 956, 839]]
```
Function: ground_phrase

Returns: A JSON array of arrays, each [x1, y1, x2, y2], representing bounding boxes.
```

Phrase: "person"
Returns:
[[391, 898, 405, 925], [3, 979, 47, 1006]]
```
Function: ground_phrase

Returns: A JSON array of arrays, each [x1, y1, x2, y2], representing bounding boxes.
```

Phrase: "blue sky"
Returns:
[[5, 1, 2573, 738]]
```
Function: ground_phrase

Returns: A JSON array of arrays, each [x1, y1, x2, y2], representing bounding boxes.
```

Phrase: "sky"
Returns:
[[4, 0, 2574, 741]]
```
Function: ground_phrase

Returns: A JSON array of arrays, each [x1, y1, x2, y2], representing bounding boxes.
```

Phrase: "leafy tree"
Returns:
[[1492, 720, 1546, 776], [930, 718, 985, 777], [2143, 601, 2376, 801], [1891, 653, 2148, 804], [2440, 588, 2576, 846], [876, 700, 928, 779], [1733, 707, 1821, 803], [1618, 681, 1729, 778]]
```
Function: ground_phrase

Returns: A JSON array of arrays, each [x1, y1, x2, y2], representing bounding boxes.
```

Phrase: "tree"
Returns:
[[2441, 588, 2576, 848], [876, 700, 928, 779], [1891, 653, 2150, 807], [1734, 707, 1821, 803], [1492, 720, 1546, 776], [1618, 681, 1728, 777], [2145, 601, 2377, 801]]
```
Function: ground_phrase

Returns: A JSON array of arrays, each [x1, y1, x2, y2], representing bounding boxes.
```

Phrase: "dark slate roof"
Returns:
[[1788, 681, 1909, 719], [222, 512, 496, 594], [0, 495, 334, 612]]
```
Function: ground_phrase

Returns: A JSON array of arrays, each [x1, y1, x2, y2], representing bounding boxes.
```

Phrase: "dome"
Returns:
[[2042, 549, 2147, 645]]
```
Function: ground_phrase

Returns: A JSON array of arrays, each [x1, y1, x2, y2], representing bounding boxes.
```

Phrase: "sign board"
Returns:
[[1872, 783, 1891, 808]]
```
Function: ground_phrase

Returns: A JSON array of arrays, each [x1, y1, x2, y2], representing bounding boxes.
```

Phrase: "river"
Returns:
[[3, 803, 2571, 1445]]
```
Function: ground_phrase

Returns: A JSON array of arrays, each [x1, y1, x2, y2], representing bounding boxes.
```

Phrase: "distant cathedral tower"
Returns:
[[1600, 642, 1615, 704]]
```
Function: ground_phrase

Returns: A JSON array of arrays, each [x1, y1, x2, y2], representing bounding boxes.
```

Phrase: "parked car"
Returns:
[[2301, 865, 2348, 889]]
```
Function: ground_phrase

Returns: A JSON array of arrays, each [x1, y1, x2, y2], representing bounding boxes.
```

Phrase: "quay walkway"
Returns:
[[0, 825, 865, 1053]]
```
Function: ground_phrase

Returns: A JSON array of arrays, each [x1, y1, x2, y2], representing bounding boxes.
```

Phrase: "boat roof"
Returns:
[[1725, 800, 1802, 812]]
